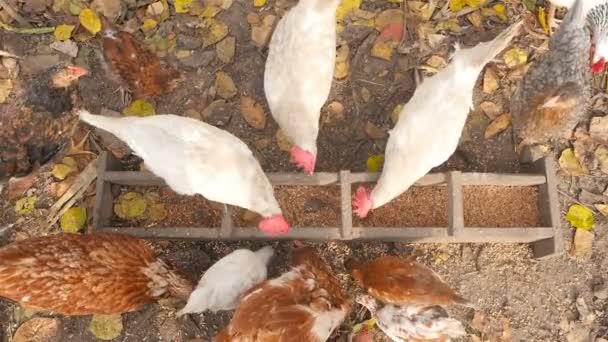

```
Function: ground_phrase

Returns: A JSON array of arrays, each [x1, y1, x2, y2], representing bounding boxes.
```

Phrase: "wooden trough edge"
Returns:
[[92, 152, 563, 259]]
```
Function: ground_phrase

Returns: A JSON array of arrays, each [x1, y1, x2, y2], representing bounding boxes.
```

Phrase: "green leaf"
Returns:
[[559, 148, 587, 176], [352, 318, 376, 334], [60, 207, 87, 233], [566, 204, 594, 231], [114, 192, 147, 219], [366, 154, 385, 172], [122, 99, 156, 117]]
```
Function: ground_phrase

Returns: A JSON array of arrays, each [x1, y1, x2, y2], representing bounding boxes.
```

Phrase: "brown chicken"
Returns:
[[100, 16, 182, 100], [0, 63, 88, 197], [0, 233, 193, 315], [510, 0, 591, 161], [215, 242, 351, 342], [345, 256, 468, 306]]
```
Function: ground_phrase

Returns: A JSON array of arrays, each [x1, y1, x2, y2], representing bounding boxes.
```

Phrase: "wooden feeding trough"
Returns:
[[92, 152, 562, 258]]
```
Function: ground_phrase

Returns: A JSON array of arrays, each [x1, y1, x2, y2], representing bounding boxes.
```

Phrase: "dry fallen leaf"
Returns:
[[52, 157, 78, 180], [90, 0, 121, 21], [479, 101, 501, 119], [54, 24, 75, 41], [503, 48, 527, 68], [467, 10, 483, 28], [114, 192, 147, 220], [174, 0, 192, 13], [484, 113, 511, 139], [123, 99, 156, 117], [370, 23, 404, 61], [559, 148, 587, 176], [215, 71, 237, 99], [374, 9, 403, 31], [365, 121, 387, 139], [251, 14, 276, 47], [79, 8, 101, 34], [15, 196, 37, 216], [240, 96, 266, 129], [90, 314, 123, 341], [200, 18, 229, 47], [566, 204, 594, 231], [216, 36, 236, 63], [13, 318, 61, 342], [595, 146, 608, 174], [391, 103, 405, 125], [336, 0, 361, 21], [570, 228, 594, 259], [0, 79, 13, 103], [483, 67, 499, 94], [334, 44, 350, 79], [60, 207, 87, 233], [276, 129, 293, 151]]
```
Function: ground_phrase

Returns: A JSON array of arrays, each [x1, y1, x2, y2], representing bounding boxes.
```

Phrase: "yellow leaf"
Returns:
[[174, 0, 192, 13], [503, 48, 527, 68], [484, 113, 511, 139], [141, 18, 158, 34], [336, 0, 361, 21], [215, 71, 238, 99], [570, 228, 593, 259], [493, 4, 507, 21], [200, 18, 229, 47], [114, 192, 147, 219], [559, 148, 588, 176], [566, 204, 595, 231], [538, 7, 549, 33], [54, 24, 75, 41], [0, 79, 13, 104], [60, 207, 87, 233], [15, 196, 37, 216], [391, 103, 404, 125], [449, 0, 465, 11], [122, 99, 156, 117], [90, 314, 123, 341], [52, 160, 77, 180], [79, 8, 101, 35], [465, 0, 479, 8], [367, 154, 385, 172], [200, 5, 222, 17], [253, 0, 266, 7]]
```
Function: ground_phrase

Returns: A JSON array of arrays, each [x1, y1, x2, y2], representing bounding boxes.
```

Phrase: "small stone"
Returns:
[[479, 101, 501, 119], [50, 40, 79, 57], [361, 87, 371, 102]]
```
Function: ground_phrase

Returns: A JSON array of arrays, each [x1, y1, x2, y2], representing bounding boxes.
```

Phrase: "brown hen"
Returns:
[[100, 16, 182, 99], [0, 233, 193, 315], [216, 242, 351, 342], [0, 63, 87, 197], [345, 256, 468, 306]]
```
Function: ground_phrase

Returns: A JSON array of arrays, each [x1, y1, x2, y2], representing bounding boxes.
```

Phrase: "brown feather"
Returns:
[[101, 17, 181, 99], [0, 233, 193, 315], [216, 245, 351, 342], [348, 256, 468, 306]]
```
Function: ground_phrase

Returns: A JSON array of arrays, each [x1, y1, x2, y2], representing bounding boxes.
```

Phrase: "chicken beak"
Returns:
[[65, 65, 89, 79]]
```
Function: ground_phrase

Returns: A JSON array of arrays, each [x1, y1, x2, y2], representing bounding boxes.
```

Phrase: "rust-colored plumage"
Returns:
[[216, 244, 351, 342], [345, 256, 468, 306], [0, 233, 193, 316], [0, 64, 87, 185], [101, 16, 181, 99]]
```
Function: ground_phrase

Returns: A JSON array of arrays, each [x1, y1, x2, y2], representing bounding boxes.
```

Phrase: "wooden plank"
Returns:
[[231, 227, 342, 240], [219, 205, 233, 238], [349, 172, 448, 185], [532, 158, 563, 258], [448, 171, 464, 236], [92, 154, 116, 231], [96, 227, 221, 239], [352, 227, 448, 240], [459, 173, 546, 186], [340, 170, 353, 239], [104, 171, 165, 186], [352, 227, 553, 243]]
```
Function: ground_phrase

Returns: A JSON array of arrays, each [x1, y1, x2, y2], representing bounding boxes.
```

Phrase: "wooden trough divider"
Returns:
[[92, 152, 562, 258]]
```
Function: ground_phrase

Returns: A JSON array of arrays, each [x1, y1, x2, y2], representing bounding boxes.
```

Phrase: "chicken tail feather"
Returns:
[[455, 20, 522, 71]]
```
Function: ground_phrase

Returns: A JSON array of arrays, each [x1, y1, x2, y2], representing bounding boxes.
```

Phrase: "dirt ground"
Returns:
[[1, 0, 608, 341]]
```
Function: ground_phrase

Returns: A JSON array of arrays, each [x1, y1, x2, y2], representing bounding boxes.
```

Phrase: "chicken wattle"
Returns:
[[78, 110, 289, 235], [178, 246, 274, 316], [0, 233, 193, 315], [352, 21, 523, 218], [264, 0, 341, 175], [511, 0, 591, 160]]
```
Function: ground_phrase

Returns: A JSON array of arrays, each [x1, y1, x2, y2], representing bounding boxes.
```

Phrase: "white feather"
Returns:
[[369, 22, 522, 210], [177, 246, 274, 316], [264, 0, 341, 155], [78, 110, 281, 217]]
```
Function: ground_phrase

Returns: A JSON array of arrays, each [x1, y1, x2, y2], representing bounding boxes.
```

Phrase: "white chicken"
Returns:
[[353, 21, 523, 218], [264, 0, 341, 175], [547, 0, 608, 73], [78, 110, 289, 235], [356, 294, 466, 342], [177, 246, 274, 316]]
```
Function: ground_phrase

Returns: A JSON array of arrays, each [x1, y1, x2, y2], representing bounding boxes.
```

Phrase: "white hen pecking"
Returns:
[[356, 294, 466, 342], [177, 246, 274, 316], [353, 21, 523, 218], [264, 0, 341, 175], [78, 110, 289, 235]]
